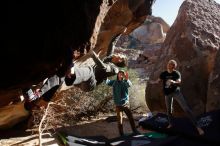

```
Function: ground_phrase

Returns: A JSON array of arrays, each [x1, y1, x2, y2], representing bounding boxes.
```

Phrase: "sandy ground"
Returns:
[[0, 114, 150, 146]]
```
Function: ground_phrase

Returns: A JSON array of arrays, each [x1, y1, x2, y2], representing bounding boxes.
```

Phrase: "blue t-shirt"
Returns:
[[106, 79, 132, 106]]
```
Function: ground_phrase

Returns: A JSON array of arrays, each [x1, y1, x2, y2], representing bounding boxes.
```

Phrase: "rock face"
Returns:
[[2, 0, 154, 106], [115, 16, 169, 47], [3, 0, 102, 106], [90, 0, 154, 58], [146, 0, 220, 115], [207, 50, 220, 111], [131, 16, 169, 44]]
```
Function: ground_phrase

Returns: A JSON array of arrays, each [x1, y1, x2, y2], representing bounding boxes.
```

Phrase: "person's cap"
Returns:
[[118, 70, 125, 74]]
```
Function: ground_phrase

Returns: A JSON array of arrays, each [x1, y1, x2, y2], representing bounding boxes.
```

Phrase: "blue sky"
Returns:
[[152, 0, 220, 26]]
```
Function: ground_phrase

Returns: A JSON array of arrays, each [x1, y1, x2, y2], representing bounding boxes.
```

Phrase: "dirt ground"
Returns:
[[0, 114, 150, 146]]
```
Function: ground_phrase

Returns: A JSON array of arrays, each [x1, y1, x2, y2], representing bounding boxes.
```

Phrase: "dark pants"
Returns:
[[91, 51, 118, 84], [39, 75, 64, 101], [165, 90, 198, 127], [115, 103, 136, 136]]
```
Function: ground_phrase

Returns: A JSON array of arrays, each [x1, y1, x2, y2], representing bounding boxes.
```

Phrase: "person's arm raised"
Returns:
[[124, 71, 129, 80], [148, 78, 161, 84], [105, 78, 114, 86]]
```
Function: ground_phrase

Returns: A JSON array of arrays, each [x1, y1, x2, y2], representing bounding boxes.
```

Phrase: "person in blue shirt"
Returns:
[[106, 70, 138, 136]]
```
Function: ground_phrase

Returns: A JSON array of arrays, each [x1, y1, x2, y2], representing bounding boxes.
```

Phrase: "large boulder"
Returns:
[[2, 0, 154, 106], [207, 50, 220, 111], [148, 16, 170, 34], [0, 103, 29, 129], [146, 0, 220, 116], [131, 16, 169, 44]]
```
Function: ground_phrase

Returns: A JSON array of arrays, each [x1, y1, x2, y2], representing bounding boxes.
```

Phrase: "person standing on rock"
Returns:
[[106, 70, 138, 136], [149, 59, 204, 135]]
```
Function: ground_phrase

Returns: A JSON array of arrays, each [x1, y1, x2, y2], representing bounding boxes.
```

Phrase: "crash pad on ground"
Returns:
[[138, 110, 220, 145]]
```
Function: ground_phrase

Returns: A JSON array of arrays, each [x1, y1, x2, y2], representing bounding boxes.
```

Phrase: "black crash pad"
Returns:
[[60, 131, 218, 146], [59, 134, 109, 146], [138, 110, 220, 145]]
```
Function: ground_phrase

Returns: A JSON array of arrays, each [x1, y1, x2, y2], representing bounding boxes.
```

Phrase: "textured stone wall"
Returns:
[[146, 0, 220, 115]]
